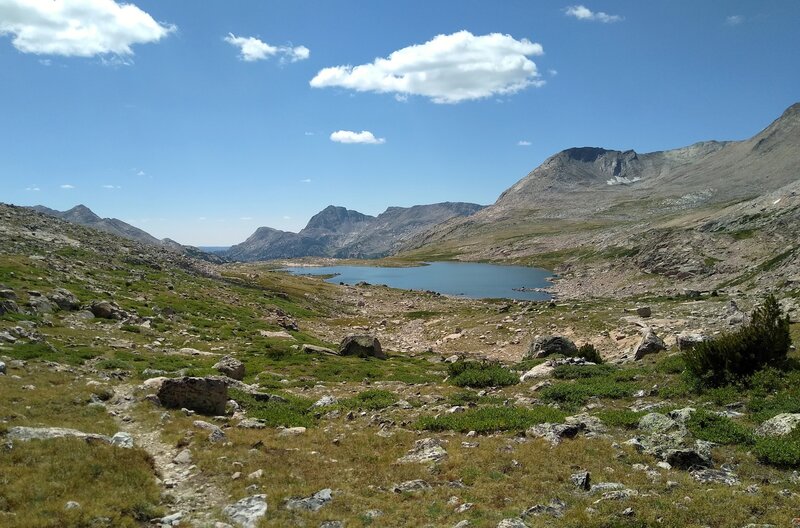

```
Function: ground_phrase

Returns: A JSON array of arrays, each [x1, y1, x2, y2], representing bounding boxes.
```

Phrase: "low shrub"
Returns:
[[755, 429, 800, 467], [687, 410, 753, 445], [540, 377, 637, 406], [416, 405, 567, 433], [596, 409, 647, 429], [683, 295, 791, 387], [229, 388, 315, 428], [552, 364, 614, 379], [448, 360, 518, 388], [576, 343, 603, 364], [339, 389, 398, 410]]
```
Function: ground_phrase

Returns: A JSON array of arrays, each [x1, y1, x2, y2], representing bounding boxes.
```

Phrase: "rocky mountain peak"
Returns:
[[63, 204, 102, 223], [302, 206, 374, 234]]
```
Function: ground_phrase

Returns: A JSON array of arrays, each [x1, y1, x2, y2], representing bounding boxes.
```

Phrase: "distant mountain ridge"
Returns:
[[224, 202, 485, 261], [30, 204, 221, 262]]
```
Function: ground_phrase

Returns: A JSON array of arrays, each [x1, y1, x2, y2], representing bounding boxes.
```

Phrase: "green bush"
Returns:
[[229, 388, 315, 428], [576, 343, 603, 364], [339, 389, 397, 410], [596, 409, 647, 429], [755, 429, 800, 467], [552, 364, 614, 379], [684, 295, 791, 387], [540, 377, 636, 406], [447, 360, 518, 388], [687, 410, 753, 445], [416, 405, 566, 433]]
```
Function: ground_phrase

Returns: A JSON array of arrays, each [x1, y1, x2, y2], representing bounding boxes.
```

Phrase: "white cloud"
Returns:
[[304, 131, 315, 136], [224, 33, 309, 63], [136, 170, 146, 176], [565, 5, 623, 23], [0, 0, 175, 58], [330, 130, 385, 145], [548, 69, 558, 76], [282, 215, 291, 220], [725, 15, 744, 26], [299, 178, 312, 183], [101, 184, 121, 189], [25, 186, 40, 191], [310, 30, 545, 104], [517, 140, 532, 146], [60, 184, 75, 189]]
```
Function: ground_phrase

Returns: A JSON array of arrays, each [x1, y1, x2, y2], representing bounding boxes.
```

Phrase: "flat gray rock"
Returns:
[[223, 494, 268, 528]]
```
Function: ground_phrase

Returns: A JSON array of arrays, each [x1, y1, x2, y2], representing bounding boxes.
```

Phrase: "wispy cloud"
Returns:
[[304, 131, 315, 136], [136, 170, 146, 176], [60, 184, 75, 189], [725, 15, 744, 26], [517, 140, 532, 146], [282, 215, 291, 220], [565, 5, 623, 23], [311, 30, 544, 104], [330, 130, 386, 145], [224, 33, 309, 63], [0, 0, 175, 59], [101, 184, 121, 189], [25, 186, 40, 191], [548, 69, 558, 77], [299, 178, 312, 183]]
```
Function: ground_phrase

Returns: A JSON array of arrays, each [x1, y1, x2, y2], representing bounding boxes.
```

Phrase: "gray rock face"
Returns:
[[525, 335, 578, 359], [664, 448, 712, 470], [636, 306, 652, 318], [526, 422, 585, 445], [690, 467, 739, 485], [302, 344, 339, 355], [90, 301, 120, 320], [570, 471, 591, 490], [634, 330, 667, 360], [110, 432, 134, 448], [638, 413, 680, 434], [755, 413, 800, 437], [398, 438, 448, 464], [213, 355, 245, 380], [496, 519, 528, 528], [7, 426, 111, 444], [157, 377, 228, 415], [48, 288, 80, 310], [339, 335, 385, 359], [223, 494, 268, 528], [0, 361, 5, 375], [0, 299, 20, 315], [522, 498, 566, 518], [285, 488, 332, 512], [676, 332, 707, 351]]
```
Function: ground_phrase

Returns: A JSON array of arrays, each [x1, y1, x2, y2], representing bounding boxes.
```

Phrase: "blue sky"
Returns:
[[2, 0, 799, 246]]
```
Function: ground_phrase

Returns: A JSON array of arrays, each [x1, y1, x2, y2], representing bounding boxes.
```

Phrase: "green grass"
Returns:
[[416, 405, 567, 433], [552, 364, 614, 379], [0, 439, 161, 527], [5, 342, 101, 365], [540, 376, 637, 406], [596, 409, 647, 429], [754, 429, 800, 467]]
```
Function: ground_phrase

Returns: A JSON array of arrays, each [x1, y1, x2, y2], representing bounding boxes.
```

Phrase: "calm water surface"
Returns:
[[283, 262, 553, 301]]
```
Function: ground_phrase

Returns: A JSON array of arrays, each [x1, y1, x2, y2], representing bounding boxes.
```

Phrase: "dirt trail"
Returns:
[[108, 384, 228, 527]]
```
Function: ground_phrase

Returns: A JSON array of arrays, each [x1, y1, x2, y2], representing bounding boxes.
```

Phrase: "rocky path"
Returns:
[[108, 383, 229, 527]]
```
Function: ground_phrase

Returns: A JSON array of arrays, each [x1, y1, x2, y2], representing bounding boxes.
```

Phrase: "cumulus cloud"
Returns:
[[517, 140, 532, 146], [565, 5, 622, 23], [224, 33, 309, 63], [0, 0, 175, 58], [60, 184, 75, 189], [330, 130, 385, 145], [725, 15, 744, 26], [310, 30, 545, 104]]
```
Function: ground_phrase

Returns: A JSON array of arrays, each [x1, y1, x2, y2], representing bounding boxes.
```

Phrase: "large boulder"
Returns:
[[7, 426, 111, 444], [91, 301, 119, 320], [755, 413, 800, 437], [0, 299, 19, 316], [397, 438, 448, 464], [339, 335, 385, 359], [634, 329, 667, 360], [223, 495, 268, 528], [525, 335, 578, 359], [676, 332, 707, 351], [157, 377, 228, 415], [48, 288, 80, 311], [213, 355, 245, 380]]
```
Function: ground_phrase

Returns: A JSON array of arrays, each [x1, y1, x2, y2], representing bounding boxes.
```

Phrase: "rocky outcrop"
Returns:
[[397, 438, 448, 464], [634, 329, 667, 360], [223, 495, 268, 528], [524, 335, 578, 359], [213, 355, 245, 380], [339, 335, 385, 359], [755, 413, 800, 437], [156, 377, 228, 415]]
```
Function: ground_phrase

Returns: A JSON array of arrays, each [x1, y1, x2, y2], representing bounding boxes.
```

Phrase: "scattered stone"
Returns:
[[194, 420, 226, 442], [110, 432, 134, 448], [248, 469, 264, 480], [391, 479, 431, 493], [755, 413, 800, 437], [496, 519, 528, 528], [302, 344, 339, 355], [676, 332, 706, 351], [319, 522, 344, 528], [64, 501, 81, 510], [222, 495, 268, 528], [339, 335, 386, 359], [664, 448, 712, 470], [589, 482, 625, 495], [173, 449, 193, 465], [213, 355, 245, 380], [398, 438, 448, 464], [526, 422, 585, 445], [278, 426, 307, 437], [259, 330, 294, 339], [90, 301, 119, 319], [285, 488, 332, 512], [157, 377, 228, 415], [48, 288, 80, 310], [237, 419, 267, 429], [634, 329, 667, 360], [522, 498, 566, 517], [0, 361, 5, 375], [638, 413, 679, 434], [525, 335, 578, 359], [571, 471, 591, 491], [690, 467, 739, 486], [312, 395, 338, 408], [6, 426, 111, 444], [636, 306, 652, 318]]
